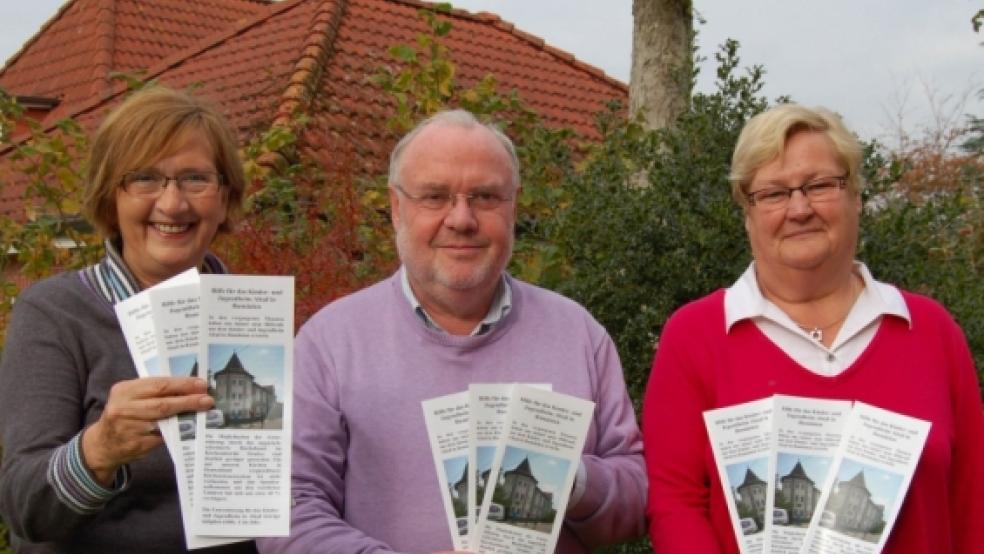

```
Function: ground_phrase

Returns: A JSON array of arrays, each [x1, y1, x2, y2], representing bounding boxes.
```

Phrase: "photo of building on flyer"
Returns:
[[818, 460, 901, 543], [773, 453, 833, 527], [206, 344, 285, 431], [170, 353, 200, 441], [726, 457, 769, 536], [489, 447, 568, 535], [472, 446, 496, 515], [444, 456, 470, 535]]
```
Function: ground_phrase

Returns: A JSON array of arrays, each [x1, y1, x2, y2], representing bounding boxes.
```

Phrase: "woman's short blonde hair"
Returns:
[[83, 86, 246, 237], [729, 104, 864, 207]]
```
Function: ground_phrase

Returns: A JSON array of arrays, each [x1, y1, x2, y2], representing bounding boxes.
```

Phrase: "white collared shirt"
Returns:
[[724, 262, 911, 376], [400, 266, 513, 336]]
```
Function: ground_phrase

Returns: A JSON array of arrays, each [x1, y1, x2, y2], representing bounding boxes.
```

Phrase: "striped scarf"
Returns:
[[78, 238, 228, 305]]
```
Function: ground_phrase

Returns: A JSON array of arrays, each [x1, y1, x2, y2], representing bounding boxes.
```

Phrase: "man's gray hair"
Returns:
[[387, 109, 521, 189]]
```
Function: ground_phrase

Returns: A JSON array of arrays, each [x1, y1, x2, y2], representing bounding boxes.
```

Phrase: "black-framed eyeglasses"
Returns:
[[121, 170, 224, 198], [392, 184, 514, 211], [746, 176, 848, 208]]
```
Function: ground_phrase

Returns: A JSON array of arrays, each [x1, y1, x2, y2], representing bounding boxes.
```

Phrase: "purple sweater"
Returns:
[[257, 272, 645, 553]]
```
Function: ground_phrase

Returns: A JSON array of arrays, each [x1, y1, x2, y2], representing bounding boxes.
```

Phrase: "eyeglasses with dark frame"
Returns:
[[392, 184, 514, 211], [121, 169, 224, 198], [746, 176, 848, 209]]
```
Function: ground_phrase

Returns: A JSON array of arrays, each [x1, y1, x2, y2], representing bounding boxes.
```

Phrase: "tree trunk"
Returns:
[[629, 0, 693, 130]]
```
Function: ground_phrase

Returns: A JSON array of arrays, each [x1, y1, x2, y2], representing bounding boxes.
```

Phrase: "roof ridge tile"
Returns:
[[490, 19, 514, 33], [473, 12, 502, 23], [509, 28, 544, 48], [387, 0, 627, 91], [498, 23, 627, 91], [542, 44, 574, 63], [87, 0, 117, 100], [274, 0, 348, 127]]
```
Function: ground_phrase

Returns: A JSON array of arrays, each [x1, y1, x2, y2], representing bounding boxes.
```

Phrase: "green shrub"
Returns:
[[531, 40, 984, 411], [538, 40, 762, 406], [859, 145, 984, 373]]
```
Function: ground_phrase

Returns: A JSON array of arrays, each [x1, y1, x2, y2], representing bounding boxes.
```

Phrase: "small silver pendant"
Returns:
[[808, 327, 823, 341]]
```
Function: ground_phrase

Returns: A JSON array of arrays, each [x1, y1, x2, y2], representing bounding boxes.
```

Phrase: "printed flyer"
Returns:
[[192, 274, 294, 537], [114, 268, 199, 447], [467, 383, 552, 538], [421, 391, 472, 550], [764, 395, 851, 554], [149, 279, 247, 549], [472, 385, 594, 554], [703, 397, 774, 554], [799, 402, 930, 554]]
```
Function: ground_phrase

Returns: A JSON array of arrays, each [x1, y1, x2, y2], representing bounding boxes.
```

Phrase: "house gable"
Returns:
[[0, 0, 272, 124], [1, 0, 627, 219]]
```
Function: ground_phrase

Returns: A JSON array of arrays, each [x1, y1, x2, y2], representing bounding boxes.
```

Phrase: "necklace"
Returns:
[[795, 314, 848, 342], [803, 326, 823, 342], [759, 270, 864, 343], [786, 275, 863, 343]]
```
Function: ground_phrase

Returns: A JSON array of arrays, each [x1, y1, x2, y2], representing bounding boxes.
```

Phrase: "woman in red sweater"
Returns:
[[643, 104, 983, 553]]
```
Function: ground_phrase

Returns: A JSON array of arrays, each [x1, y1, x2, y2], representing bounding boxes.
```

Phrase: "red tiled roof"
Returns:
[[83, 0, 334, 136], [315, 0, 626, 163], [0, 0, 627, 218], [0, 0, 271, 120]]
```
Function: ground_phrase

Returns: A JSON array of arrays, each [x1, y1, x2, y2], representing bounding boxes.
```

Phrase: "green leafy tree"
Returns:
[[0, 75, 162, 348], [491, 481, 514, 521], [963, 8, 984, 153], [773, 491, 794, 516], [859, 143, 984, 375], [217, 113, 398, 326], [0, 90, 103, 346], [964, 103, 984, 154], [537, 37, 984, 407], [541, 40, 762, 405]]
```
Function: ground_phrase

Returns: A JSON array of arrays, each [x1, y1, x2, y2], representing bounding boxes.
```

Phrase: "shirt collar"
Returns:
[[400, 266, 512, 336], [724, 261, 911, 333]]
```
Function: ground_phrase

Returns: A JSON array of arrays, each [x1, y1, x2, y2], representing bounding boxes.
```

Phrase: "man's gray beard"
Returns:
[[394, 225, 512, 292]]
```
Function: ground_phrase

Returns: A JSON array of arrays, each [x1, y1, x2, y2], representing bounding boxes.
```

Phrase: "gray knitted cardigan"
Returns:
[[0, 242, 255, 553]]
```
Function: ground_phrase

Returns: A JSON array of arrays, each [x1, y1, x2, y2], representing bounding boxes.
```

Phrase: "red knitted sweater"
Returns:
[[643, 289, 984, 554]]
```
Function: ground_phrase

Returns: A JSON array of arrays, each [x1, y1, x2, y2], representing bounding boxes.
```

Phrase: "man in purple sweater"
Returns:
[[256, 110, 646, 553]]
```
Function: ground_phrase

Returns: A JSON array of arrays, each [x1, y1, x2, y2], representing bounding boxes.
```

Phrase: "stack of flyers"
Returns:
[[703, 395, 930, 554], [422, 384, 595, 554], [115, 270, 295, 548]]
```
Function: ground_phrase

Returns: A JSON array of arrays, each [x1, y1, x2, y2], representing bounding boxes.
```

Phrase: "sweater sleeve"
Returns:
[[643, 309, 725, 553], [255, 323, 403, 554], [564, 333, 648, 548], [0, 293, 126, 542], [944, 318, 984, 552]]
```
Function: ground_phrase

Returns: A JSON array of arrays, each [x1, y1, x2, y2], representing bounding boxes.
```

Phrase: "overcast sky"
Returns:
[[2, 1, 981, 144]]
